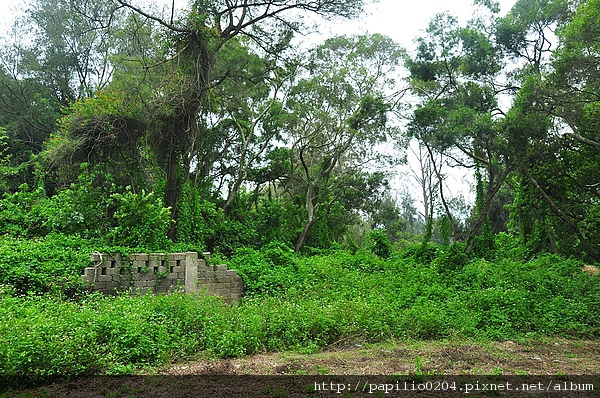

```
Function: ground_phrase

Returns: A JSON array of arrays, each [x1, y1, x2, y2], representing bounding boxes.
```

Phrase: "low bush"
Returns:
[[0, 240, 598, 389], [367, 229, 393, 259], [0, 234, 91, 296]]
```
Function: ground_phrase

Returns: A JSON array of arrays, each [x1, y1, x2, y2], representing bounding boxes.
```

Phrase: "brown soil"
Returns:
[[154, 338, 600, 376], [7, 339, 600, 398]]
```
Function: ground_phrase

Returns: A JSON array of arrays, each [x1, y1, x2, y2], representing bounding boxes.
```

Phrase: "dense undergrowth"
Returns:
[[0, 236, 598, 389]]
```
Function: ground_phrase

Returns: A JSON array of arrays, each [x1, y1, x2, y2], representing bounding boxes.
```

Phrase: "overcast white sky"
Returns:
[[0, 0, 517, 56]]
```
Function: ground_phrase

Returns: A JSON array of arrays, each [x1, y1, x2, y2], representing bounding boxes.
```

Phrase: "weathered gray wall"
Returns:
[[82, 252, 244, 303]]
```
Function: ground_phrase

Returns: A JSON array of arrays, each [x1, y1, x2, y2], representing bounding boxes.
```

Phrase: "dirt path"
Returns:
[[7, 339, 600, 398], [155, 338, 600, 375]]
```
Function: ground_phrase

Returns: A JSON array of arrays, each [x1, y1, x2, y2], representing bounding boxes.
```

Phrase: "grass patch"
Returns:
[[0, 240, 598, 389]]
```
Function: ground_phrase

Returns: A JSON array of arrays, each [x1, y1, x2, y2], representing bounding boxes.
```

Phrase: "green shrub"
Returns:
[[0, 234, 91, 296], [415, 242, 438, 264], [254, 199, 301, 247], [0, 184, 50, 238], [228, 246, 301, 297], [435, 242, 469, 273], [0, 244, 598, 390], [175, 183, 218, 247], [41, 165, 119, 239], [494, 232, 525, 261], [109, 188, 172, 250], [367, 229, 393, 259]]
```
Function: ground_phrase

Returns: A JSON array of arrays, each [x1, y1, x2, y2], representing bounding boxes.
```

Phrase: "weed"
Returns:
[[0, 242, 599, 388]]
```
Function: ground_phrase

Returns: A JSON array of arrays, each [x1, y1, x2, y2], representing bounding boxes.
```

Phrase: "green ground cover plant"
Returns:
[[0, 238, 597, 390], [0, 234, 91, 296]]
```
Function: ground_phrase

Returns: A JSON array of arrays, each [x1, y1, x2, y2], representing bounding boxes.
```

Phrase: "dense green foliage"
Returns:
[[0, 241, 598, 389], [0, 234, 91, 296], [1, 0, 597, 258], [0, 0, 598, 392]]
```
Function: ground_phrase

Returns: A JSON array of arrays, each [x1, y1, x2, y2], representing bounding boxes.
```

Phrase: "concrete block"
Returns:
[[158, 278, 171, 286], [185, 253, 198, 294], [198, 267, 212, 278], [130, 254, 149, 261], [169, 253, 186, 261], [169, 259, 182, 269], [107, 258, 120, 268], [96, 275, 112, 282], [106, 252, 122, 261], [106, 267, 119, 275], [186, 251, 198, 261], [95, 282, 108, 290], [132, 260, 147, 271], [226, 270, 238, 277], [171, 266, 184, 274], [214, 265, 227, 278]]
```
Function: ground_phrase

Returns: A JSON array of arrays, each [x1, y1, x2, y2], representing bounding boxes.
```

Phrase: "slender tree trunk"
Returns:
[[165, 142, 179, 241], [425, 144, 456, 244], [295, 183, 316, 252]]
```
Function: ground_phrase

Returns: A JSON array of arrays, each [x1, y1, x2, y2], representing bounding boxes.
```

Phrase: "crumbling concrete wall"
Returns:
[[82, 252, 244, 303]]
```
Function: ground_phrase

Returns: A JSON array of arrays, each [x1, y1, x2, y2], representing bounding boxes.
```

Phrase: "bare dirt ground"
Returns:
[[6, 339, 600, 398], [154, 338, 600, 376]]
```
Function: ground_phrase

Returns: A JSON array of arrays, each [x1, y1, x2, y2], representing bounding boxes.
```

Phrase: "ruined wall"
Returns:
[[82, 252, 244, 303]]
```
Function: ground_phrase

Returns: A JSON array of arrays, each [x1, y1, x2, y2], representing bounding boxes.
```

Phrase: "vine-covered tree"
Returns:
[[507, 0, 600, 261], [42, 0, 370, 239], [405, 0, 599, 261]]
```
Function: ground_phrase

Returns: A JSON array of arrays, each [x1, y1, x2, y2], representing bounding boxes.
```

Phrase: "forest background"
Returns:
[[0, 0, 598, 388]]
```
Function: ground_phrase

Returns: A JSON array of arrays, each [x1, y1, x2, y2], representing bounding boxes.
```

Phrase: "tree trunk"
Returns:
[[425, 144, 456, 244], [165, 142, 179, 241], [163, 111, 197, 241], [295, 183, 316, 252], [466, 165, 512, 254]]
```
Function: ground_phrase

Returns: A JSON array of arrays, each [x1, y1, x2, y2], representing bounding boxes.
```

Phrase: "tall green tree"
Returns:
[[406, 0, 599, 261], [196, 37, 295, 213], [71, 0, 370, 240], [280, 34, 404, 251], [507, 0, 600, 261], [0, 0, 129, 193], [405, 10, 512, 254]]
